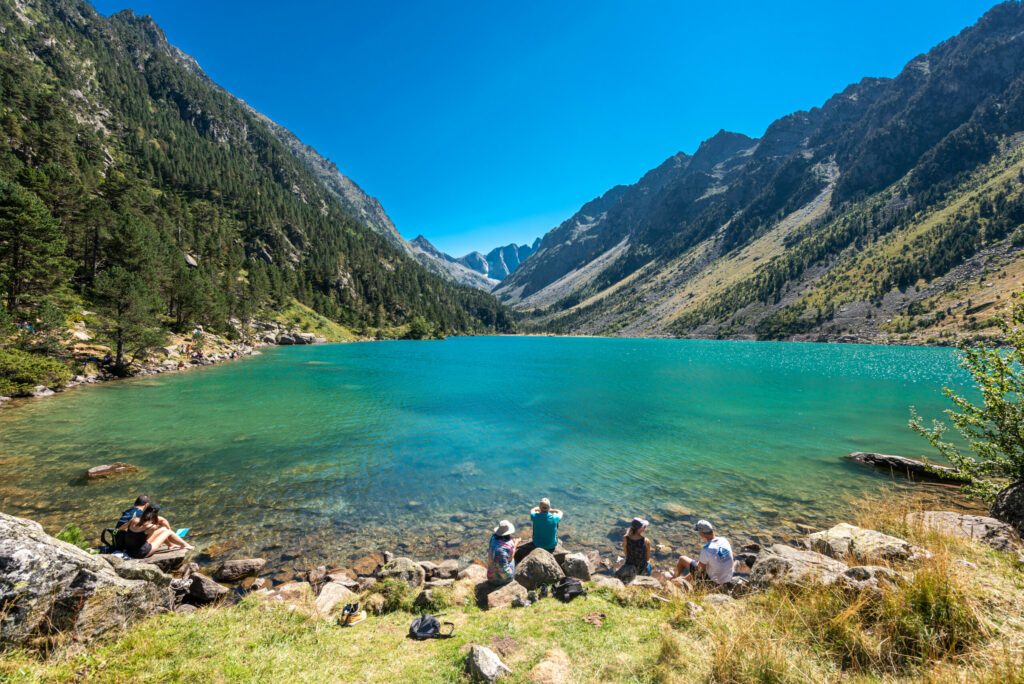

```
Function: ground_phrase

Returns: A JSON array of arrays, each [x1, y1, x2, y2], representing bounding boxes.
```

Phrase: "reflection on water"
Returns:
[[0, 337, 973, 573]]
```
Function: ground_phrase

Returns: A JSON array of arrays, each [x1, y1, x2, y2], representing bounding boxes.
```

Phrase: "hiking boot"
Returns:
[[539, 584, 549, 599]]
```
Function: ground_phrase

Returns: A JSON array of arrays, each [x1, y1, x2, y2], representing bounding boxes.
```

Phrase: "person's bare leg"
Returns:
[[162, 528, 192, 550], [676, 555, 695, 578], [145, 528, 173, 557]]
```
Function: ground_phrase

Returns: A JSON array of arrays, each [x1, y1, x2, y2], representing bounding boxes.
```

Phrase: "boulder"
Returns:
[[807, 523, 929, 563], [187, 573, 229, 604], [260, 581, 315, 611], [294, 333, 317, 345], [750, 544, 850, 588], [845, 452, 966, 483], [214, 558, 267, 582], [991, 481, 1024, 537], [458, 564, 488, 584], [528, 648, 571, 684], [314, 582, 357, 618], [628, 576, 663, 590], [514, 548, 565, 590], [102, 555, 172, 587], [378, 557, 425, 588], [483, 580, 528, 610], [31, 385, 55, 398], [138, 547, 190, 573], [175, 603, 197, 614], [351, 553, 383, 577], [466, 644, 511, 683], [0, 512, 172, 648], [86, 462, 140, 479], [590, 575, 625, 591], [843, 565, 904, 591], [276, 334, 296, 345], [433, 559, 460, 580], [560, 552, 592, 581], [907, 511, 1020, 551], [356, 576, 377, 592]]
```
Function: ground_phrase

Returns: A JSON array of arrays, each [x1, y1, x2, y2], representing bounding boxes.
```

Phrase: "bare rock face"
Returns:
[[514, 548, 564, 590], [0, 512, 172, 648], [807, 523, 930, 563], [991, 481, 1024, 537], [378, 557, 425, 588], [86, 462, 140, 479], [750, 544, 850, 588], [465, 644, 511, 683], [214, 558, 267, 582], [907, 511, 1020, 551]]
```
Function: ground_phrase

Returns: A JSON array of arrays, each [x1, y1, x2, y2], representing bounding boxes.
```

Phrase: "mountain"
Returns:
[[0, 0, 512, 347], [497, 2, 1024, 344], [409, 236, 541, 290]]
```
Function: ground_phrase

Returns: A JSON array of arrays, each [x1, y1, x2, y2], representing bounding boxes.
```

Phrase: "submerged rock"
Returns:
[[86, 462, 140, 479], [0, 512, 172, 648]]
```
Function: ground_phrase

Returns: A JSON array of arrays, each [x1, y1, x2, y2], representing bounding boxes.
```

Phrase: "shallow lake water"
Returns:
[[0, 336, 973, 575]]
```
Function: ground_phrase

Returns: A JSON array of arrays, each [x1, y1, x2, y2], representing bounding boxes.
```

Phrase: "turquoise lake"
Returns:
[[0, 337, 972, 574]]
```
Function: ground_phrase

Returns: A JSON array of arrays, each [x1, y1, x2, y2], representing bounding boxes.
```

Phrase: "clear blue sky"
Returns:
[[92, 0, 998, 256]]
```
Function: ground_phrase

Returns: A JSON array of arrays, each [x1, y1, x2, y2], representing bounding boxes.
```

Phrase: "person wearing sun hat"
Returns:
[[487, 519, 518, 586], [622, 517, 653, 577], [664, 518, 734, 586]]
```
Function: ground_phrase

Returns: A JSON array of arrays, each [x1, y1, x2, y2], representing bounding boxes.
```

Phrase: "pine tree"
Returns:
[[0, 179, 70, 318]]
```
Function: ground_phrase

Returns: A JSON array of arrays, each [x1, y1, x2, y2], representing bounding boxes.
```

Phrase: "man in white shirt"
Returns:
[[663, 519, 735, 586]]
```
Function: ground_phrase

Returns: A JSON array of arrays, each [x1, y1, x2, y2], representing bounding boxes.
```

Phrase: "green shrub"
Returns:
[[55, 524, 91, 550], [0, 348, 72, 396], [369, 579, 416, 613]]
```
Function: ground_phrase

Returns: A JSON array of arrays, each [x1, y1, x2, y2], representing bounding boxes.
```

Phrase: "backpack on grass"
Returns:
[[552, 577, 587, 603], [408, 614, 455, 640]]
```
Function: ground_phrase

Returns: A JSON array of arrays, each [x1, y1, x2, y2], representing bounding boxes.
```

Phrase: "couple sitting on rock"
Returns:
[[622, 516, 737, 586], [115, 495, 193, 559], [486, 497, 563, 586]]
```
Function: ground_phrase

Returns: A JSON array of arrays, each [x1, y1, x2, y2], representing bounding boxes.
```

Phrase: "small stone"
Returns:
[[590, 575, 625, 591], [465, 644, 511, 683], [628, 576, 662, 589], [704, 593, 733, 605], [175, 603, 197, 614], [458, 564, 488, 584]]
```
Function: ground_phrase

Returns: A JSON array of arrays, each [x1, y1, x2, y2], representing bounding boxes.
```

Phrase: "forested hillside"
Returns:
[[0, 0, 511, 374], [499, 2, 1024, 344]]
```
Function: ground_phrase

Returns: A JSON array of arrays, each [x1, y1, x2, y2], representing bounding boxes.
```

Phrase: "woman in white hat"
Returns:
[[623, 517, 652, 577], [487, 519, 518, 586]]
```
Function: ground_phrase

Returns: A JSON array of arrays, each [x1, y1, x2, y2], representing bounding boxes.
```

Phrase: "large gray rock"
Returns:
[[466, 644, 511, 683], [187, 573, 229, 604], [378, 557, 426, 588], [590, 575, 625, 591], [845, 452, 966, 483], [750, 544, 850, 588], [85, 462, 141, 479], [907, 511, 1020, 551], [214, 558, 267, 582], [0, 512, 172, 648], [560, 552, 592, 581], [483, 580, 528, 610], [433, 559, 460, 580], [991, 481, 1024, 537], [458, 564, 488, 584], [514, 548, 565, 590], [807, 523, 929, 563], [314, 582, 357, 618], [139, 547, 191, 573]]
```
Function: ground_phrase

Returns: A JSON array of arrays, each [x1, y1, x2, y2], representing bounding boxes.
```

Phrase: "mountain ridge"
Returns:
[[497, 1, 1024, 344]]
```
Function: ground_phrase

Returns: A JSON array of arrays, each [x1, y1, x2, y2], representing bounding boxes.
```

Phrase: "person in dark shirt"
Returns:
[[123, 505, 192, 558], [116, 495, 171, 532]]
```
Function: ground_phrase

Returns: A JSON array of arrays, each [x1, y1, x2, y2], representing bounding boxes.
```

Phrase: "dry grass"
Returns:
[[3, 494, 1023, 683]]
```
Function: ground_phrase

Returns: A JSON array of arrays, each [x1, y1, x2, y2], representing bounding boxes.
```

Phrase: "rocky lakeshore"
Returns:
[[3, 495, 1023, 682]]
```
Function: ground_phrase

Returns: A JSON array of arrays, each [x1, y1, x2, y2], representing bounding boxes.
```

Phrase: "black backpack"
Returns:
[[552, 577, 587, 603], [408, 614, 455, 640], [100, 527, 126, 552]]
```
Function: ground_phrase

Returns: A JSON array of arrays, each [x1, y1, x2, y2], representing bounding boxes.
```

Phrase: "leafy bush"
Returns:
[[0, 347, 72, 396], [55, 524, 91, 551], [368, 579, 416, 613]]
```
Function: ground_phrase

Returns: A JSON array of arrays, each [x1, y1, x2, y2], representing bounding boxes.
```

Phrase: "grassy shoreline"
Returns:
[[2, 495, 1021, 683]]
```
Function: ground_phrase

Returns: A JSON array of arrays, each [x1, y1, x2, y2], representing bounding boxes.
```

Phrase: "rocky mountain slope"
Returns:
[[497, 2, 1024, 344], [0, 0, 511, 342], [409, 235, 541, 290]]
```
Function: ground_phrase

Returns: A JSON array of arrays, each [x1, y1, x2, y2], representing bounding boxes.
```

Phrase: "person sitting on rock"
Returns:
[[663, 519, 734, 586], [116, 495, 172, 532], [487, 520, 518, 586], [123, 504, 193, 559], [515, 497, 563, 562], [622, 517, 653, 577]]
